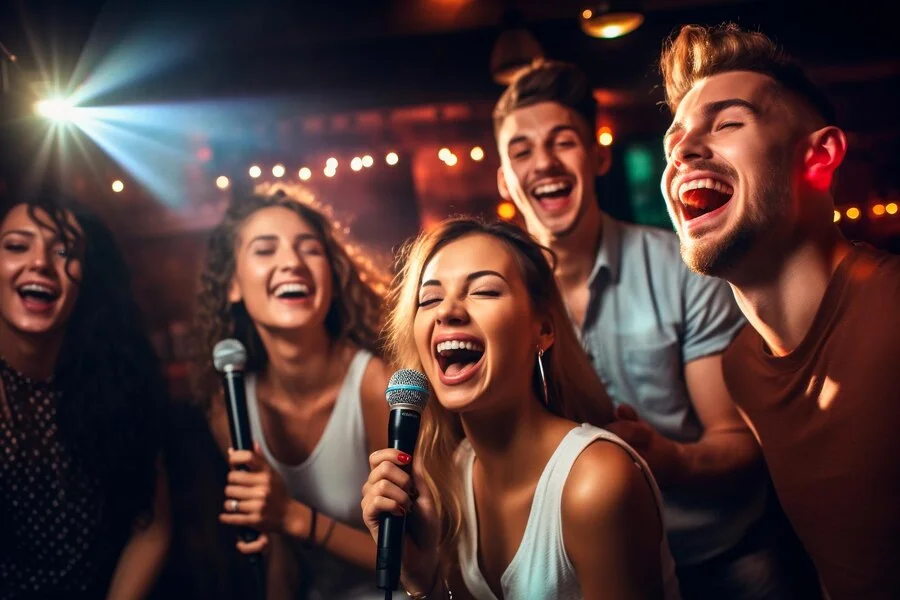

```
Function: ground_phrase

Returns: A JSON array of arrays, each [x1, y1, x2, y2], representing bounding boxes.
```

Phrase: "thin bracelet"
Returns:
[[307, 508, 318, 545], [405, 575, 452, 600], [320, 515, 338, 548]]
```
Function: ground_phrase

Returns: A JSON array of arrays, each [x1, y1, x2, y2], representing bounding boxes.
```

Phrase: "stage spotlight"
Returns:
[[34, 97, 78, 122]]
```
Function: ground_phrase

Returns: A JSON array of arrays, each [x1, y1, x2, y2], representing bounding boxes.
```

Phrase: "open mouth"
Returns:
[[531, 180, 574, 210], [17, 283, 60, 307], [677, 178, 734, 221], [435, 339, 485, 380], [272, 282, 312, 300]]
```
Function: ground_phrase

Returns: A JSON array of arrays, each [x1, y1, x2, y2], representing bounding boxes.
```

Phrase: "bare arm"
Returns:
[[564, 441, 664, 600], [675, 354, 762, 489], [105, 463, 171, 600]]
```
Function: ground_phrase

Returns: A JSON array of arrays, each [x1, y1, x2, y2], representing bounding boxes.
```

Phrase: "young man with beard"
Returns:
[[493, 61, 814, 599], [659, 23, 900, 600]]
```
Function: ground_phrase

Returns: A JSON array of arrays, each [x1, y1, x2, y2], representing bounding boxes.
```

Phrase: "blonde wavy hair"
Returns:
[[386, 217, 614, 570], [192, 182, 389, 407], [660, 23, 836, 125]]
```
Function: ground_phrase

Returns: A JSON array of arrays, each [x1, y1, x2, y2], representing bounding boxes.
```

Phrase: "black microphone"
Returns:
[[377, 369, 431, 594]]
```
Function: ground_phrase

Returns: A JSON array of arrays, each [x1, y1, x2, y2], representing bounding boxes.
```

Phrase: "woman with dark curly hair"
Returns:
[[0, 193, 170, 599], [193, 183, 395, 599]]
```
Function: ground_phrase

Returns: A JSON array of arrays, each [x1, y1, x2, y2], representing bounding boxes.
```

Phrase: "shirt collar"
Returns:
[[587, 211, 622, 286]]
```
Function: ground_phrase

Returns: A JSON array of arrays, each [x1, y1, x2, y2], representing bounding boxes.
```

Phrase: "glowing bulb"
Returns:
[[470, 146, 485, 161], [886, 202, 898, 215], [249, 165, 262, 178], [272, 164, 285, 178], [597, 126, 614, 146], [582, 9, 593, 19], [351, 157, 363, 172], [497, 201, 516, 220], [324, 167, 336, 178], [386, 152, 399, 166], [833, 210, 841, 223], [34, 97, 77, 122], [362, 155, 374, 168], [846, 207, 860, 220], [438, 148, 452, 161], [299, 167, 312, 181], [326, 157, 338, 169], [873, 204, 886, 216], [216, 176, 230, 190], [111, 180, 124, 193], [445, 154, 458, 167]]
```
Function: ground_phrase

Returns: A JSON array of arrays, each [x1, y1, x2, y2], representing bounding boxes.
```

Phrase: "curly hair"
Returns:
[[192, 182, 389, 407], [660, 23, 836, 125], [385, 217, 613, 572], [1, 193, 168, 531]]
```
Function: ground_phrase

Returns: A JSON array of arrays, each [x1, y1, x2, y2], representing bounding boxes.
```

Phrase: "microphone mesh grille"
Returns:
[[213, 339, 248, 372], [385, 369, 430, 410]]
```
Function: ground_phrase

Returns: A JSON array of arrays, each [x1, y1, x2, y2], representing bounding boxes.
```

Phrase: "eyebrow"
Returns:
[[0, 230, 36, 240], [664, 98, 761, 144], [506, 124, 581, 151], [420, 269, 508, 289], [248, 233, 319, 245]]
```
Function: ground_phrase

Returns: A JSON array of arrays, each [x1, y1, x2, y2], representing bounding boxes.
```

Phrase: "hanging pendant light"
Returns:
[[580, 2, 644, 39]]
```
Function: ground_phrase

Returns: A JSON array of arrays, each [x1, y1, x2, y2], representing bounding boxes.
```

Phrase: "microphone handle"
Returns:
[[222, 369, 260, 546], [377, 407, 422, 591]]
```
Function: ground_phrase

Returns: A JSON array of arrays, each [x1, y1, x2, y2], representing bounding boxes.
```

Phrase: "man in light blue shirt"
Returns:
[[492, 60, 805, 599]]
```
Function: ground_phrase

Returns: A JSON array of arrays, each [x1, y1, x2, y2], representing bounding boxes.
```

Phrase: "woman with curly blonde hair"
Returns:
[[361, 218, 679, 599], [193, 183, 396, 599]]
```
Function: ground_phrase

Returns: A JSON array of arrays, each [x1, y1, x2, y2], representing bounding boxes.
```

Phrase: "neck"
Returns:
[[0, 324, 63, 380], [542, 202, 603, 290], [258, 325, 338, 396], [460, 389, 559, 488], [728, 226, 851, 356]]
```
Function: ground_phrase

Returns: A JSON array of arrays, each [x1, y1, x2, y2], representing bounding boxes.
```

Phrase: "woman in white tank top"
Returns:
[[193, 184, 400, 599], [361, 219, 680, 599]]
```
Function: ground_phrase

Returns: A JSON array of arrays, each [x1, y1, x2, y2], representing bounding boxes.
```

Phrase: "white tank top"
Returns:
[[458, 423, 681, 600], [246, 350, 402, 600]]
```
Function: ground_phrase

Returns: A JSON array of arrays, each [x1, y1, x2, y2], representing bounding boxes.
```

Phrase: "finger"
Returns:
[[236, 534, 269, 555], [368, 448, 413, 472], [224, 485, 267, 500], [365, 460, 412, 491], [362, 495, 407, 524], [222, 498, 264, 514], [227, 470, 268, 486], [615, 404, 640, 421], [228, 449, 267, 472], [219, 512, 262, 526]]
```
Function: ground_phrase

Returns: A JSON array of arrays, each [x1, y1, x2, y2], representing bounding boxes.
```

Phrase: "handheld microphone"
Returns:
[[212, 339, 258, 548], [377, 369, 431, 593]]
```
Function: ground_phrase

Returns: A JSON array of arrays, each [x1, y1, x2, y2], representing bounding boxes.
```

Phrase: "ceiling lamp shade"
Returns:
[[580, 2, 644, 39], [490, 27, 545, 85]]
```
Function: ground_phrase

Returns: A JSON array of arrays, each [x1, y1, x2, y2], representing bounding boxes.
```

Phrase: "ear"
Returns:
[[802, 126, 847, 192], [536, 317, 555, 355], [497, 166, 512, 201], [595, 143, 612, 177], [227, 278, 242, 304]]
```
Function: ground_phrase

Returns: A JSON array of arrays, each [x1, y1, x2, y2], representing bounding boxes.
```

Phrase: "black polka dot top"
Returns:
[[0, 358, 126, 599]]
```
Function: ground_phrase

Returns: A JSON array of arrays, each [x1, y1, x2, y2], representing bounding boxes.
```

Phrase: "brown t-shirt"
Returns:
[[723, 245, 900, 600]]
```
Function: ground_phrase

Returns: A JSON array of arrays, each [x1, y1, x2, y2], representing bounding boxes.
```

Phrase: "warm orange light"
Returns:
[[470, 146, 485, 161], [445, 154, 459, 167], [597, 126, 613, 146], [872, 204, 886, 216], [846, 207, 861, 220], [439, 148, 452, 161], [497, 201, 516, 220], [887, 202, 899, 215], [350, 157, 363, 172], [299, 167, 312, 181], [362, 155, 374, 168], [324, 167, 336, 178], [582, 9, 593, 19], [833, 210, 841, 223], [326, 157, 338, 169], [386, 152, 399, 166]]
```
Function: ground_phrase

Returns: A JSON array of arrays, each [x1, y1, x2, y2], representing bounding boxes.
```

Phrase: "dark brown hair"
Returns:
[[493, 59, 597, 136], [660, 23, 836, 125]]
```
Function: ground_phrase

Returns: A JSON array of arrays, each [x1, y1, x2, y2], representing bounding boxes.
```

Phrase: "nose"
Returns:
[[278, 246, 306, 272], [671, 128, 713, 168], [435, 297, 469, 326], [27, 244, 52, 273], [534, 143, 561, 172]]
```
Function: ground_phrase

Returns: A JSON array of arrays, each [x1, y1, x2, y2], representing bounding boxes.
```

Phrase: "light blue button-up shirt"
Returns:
[[578, 213, 766, 565]]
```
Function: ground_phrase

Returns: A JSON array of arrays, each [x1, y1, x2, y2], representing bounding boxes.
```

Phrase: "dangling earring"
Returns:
[[537, 346, 549, 406]]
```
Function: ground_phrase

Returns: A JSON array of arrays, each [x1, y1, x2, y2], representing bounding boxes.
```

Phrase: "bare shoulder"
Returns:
[[360, 354, 392, 405], [562, 440, 656, 527], [359, 354, 392, 452]]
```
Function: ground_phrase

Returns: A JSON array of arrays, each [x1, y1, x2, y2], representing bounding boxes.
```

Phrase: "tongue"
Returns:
[[21, 295, 55, 311], [445, 361, 477, 377], [682, 188, 731, 219]]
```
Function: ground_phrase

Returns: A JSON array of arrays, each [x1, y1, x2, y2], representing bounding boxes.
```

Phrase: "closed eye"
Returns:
[[417, 297, 441, 307], [716, 121, 742, 131], [3, 243, 28, 253], [472, 290, 501, 297]]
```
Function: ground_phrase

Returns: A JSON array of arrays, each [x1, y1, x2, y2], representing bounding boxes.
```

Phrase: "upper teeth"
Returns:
[[677, 178, 734, 201], [436, 340, 484, 353], [274, 282, 309, 297], [20, 284, 54, 295], [533, 182, 569, 196]]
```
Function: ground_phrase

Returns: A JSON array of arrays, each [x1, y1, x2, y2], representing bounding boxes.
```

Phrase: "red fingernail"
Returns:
[[397, 452, 411, 464]]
